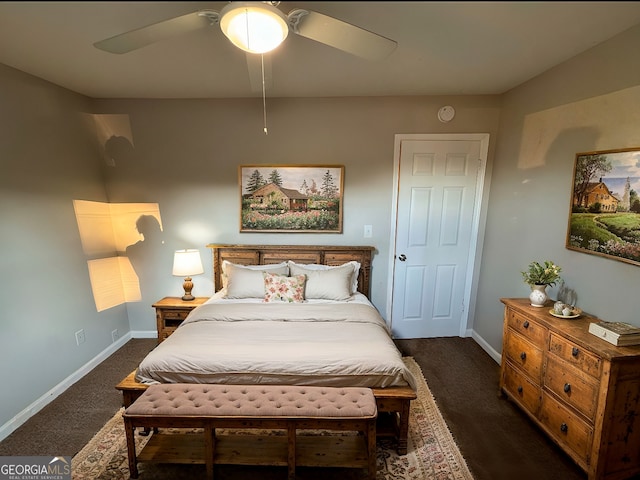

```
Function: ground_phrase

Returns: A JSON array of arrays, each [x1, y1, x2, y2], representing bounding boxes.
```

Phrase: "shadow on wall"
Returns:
[[105, 135, 135, 167], [518, 102, 601, 170], [73, 113, 175, 310], [126, 214, 171, 305], [90, 113, 135, 168], [73, 200, 171, 311]]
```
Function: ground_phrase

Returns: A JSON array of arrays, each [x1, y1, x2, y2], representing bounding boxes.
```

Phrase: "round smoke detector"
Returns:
[[437, 105, 456, 123]]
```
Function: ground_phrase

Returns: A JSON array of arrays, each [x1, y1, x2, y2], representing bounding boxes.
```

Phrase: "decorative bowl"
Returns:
[[549, 307, 582, 319]]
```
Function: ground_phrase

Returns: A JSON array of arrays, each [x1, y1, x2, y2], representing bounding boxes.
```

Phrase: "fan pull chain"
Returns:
[[262, 54, 268, 135]]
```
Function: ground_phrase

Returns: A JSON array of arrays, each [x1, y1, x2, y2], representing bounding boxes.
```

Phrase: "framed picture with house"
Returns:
[[566, 148, 640, 266], [239, 165, 344, 233]]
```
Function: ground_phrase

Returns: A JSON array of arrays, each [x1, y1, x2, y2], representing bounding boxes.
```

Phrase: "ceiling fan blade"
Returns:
[[288, 9, 397, 61], [94, 10, 219, 54]]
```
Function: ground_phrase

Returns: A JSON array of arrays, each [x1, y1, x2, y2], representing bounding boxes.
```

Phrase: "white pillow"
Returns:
[[223, 261, 289, 298], [288, 260, 360, 294], [221, 260, 289, 287], [288, 262, 354, 301]]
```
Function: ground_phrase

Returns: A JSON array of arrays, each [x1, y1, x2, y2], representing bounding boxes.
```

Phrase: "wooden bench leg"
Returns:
[[123, 417, 139, 479], [367, 420, 377, 480], [397, 400, 410, 455], [287, 423, 296, 480], [204, 424, 215, 480]]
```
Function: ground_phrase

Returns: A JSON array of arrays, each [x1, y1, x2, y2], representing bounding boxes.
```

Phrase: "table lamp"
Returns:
[[172, 249, 204, 301]]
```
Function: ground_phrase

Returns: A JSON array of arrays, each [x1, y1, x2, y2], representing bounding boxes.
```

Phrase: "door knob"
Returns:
[[398, 254, 407, 261]]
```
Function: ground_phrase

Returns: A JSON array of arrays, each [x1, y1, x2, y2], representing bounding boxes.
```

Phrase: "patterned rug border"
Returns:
[[72, 357, 474, 479], [402, 356, 473, 479]]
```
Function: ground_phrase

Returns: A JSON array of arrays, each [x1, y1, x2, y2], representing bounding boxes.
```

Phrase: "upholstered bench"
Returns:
[[116, 369, 415, 454], [123, 383, 378, 480]]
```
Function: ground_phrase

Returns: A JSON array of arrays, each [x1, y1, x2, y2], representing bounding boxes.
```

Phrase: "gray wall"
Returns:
[[2, 23, 640, 439], [473, 24, 640, 354], [0, 64, 129, 435], [95, 95, 501, 332]]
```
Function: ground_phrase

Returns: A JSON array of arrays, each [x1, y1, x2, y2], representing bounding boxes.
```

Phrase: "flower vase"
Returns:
[[529, 284, 548, 307]]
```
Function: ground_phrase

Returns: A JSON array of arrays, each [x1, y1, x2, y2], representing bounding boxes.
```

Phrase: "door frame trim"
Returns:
[[387, 133, 490, 337]]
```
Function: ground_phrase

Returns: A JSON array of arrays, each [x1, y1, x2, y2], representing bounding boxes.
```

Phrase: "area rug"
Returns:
[[72, 357, 474, 479]]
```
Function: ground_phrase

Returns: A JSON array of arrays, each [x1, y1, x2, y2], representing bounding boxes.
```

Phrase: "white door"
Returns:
[[389, 134, 488, 338]]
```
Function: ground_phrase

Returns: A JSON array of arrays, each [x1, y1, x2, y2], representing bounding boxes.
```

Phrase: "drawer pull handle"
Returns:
[[523, 321, 529, 329], [517, 386, 523, 394], [560, 423, 568, 433], [520, 352, 526, 361], [564, 383, 571, 393], [571, 347, 579, 357]]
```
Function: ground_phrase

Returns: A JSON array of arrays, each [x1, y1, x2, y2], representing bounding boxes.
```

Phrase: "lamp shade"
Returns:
[[220, 2, 289, 54], [172, 249, 204, 277]]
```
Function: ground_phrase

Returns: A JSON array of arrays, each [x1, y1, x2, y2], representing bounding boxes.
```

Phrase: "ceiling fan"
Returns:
[[93, 1, 398, 61]]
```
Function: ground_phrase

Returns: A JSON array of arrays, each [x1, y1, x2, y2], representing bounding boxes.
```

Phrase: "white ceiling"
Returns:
[[1, 1, 640, 99]]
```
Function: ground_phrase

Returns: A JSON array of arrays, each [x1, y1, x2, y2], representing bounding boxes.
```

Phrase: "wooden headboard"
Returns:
[[206, 244, 375, 297]]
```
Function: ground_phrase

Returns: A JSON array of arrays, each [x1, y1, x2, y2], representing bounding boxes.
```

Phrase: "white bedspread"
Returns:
[[136, 297, 417, 390]]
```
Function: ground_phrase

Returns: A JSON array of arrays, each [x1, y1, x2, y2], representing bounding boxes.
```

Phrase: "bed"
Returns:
[[127, 244, 417, 453]]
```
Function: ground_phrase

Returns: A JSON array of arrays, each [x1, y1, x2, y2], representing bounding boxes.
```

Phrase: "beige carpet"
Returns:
[[72, 357, 474, 479]]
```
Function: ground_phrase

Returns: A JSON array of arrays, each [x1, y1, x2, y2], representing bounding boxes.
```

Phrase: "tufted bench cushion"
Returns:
[[125, 383, 377, 419], [123, 384, 377, 480]]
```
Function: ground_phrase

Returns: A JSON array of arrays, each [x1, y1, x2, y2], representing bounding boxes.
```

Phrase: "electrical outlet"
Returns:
[[75, 329, 86, 346], [111, 329, 119, 343], [364, 225, 373, 238]]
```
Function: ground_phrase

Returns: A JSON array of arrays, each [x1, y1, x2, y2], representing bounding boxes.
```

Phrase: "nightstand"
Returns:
[[153, 296, 208, 342]]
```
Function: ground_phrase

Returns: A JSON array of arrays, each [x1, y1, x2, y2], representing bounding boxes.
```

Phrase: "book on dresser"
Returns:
[[588, 320, 640, 346]]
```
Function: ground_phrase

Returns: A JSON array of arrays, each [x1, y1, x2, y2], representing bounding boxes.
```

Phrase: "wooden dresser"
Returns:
[[500, 298, 640, 480]]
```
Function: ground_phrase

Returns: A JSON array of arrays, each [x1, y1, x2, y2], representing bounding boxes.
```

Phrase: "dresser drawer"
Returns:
[[504, 328, 544, 382], [544, 355, 598, 421], [502, 362, 541, 415], [540, 392, 593, 466], [548, 333, 601, 379], [506, 309, 548, 347]]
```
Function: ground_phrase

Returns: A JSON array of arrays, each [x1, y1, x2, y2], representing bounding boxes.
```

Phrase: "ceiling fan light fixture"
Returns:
[[220, 2, 289, 54]]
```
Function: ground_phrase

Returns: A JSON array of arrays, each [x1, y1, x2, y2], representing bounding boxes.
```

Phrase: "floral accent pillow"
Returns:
[[263, 273, 306, 303]]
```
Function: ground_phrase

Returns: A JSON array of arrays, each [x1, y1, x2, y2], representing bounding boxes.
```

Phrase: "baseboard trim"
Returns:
[[471, 330, 501, 364], [130, 330, 158, 339], [0, 332, 132, 442]]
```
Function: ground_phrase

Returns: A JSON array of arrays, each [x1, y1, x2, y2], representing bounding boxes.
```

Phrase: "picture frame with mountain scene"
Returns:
[[566, 148, 640, 267], [239, 165, 344, 233]]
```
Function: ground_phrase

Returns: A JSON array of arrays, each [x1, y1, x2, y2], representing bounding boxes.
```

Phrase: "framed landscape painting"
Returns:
[[239, 165, 344, 233], [566, 147, 640, 267]]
